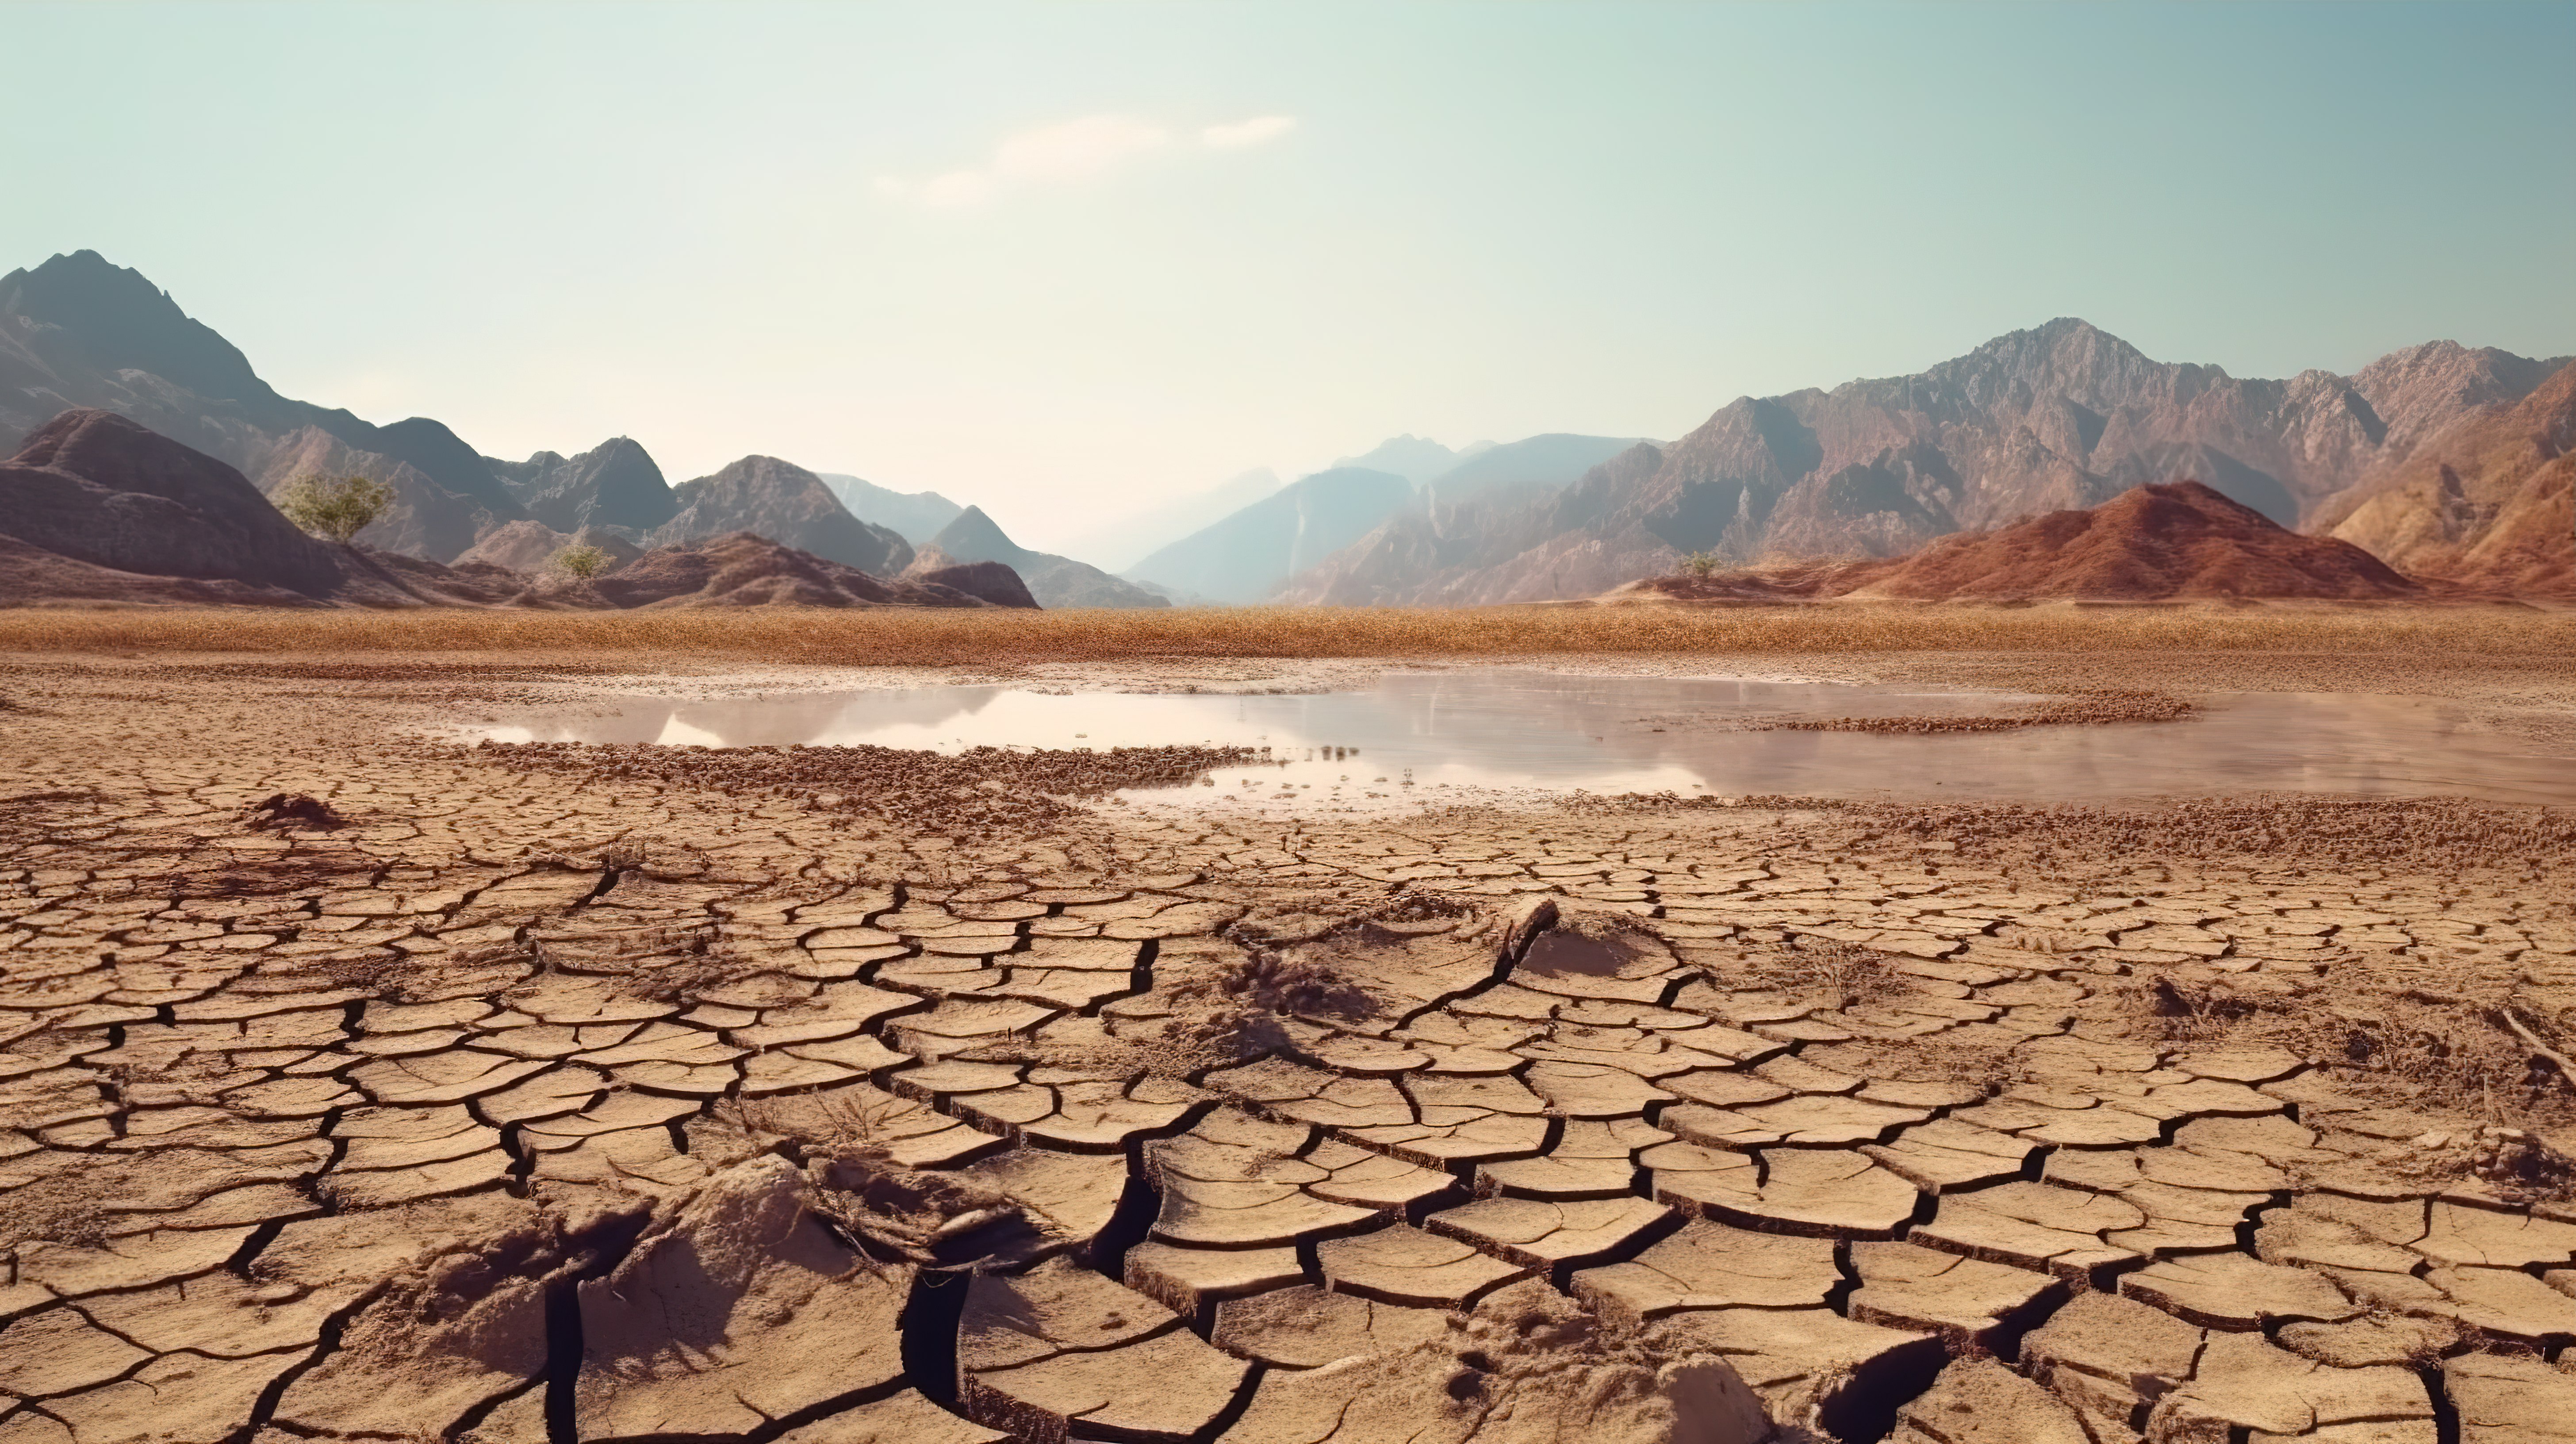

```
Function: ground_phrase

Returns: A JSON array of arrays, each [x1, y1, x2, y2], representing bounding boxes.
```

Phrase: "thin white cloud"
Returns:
[[878, 113, 1294, 208], [992, 115, 1170, 181], [1202, 115, 1296, 150]]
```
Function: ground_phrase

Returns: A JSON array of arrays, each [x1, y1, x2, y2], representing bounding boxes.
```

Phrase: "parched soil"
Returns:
[[4, 646, 2576, 1444]]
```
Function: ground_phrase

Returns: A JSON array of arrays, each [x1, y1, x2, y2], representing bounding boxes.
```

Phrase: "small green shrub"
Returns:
[[552, 543, 611, 580], [1682, 551, 1720, 579], [273, 474, 395, 544]]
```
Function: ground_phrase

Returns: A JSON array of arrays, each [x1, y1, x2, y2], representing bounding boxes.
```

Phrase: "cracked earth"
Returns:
[[3, 653, 2575, 1444]]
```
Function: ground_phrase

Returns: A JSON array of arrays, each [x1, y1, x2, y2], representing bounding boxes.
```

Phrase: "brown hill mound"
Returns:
[[1624, 480, 2422, 603], [901, 545, 1041, 609], [1851, 480, 2417, 600], [589, 532, 1009, 610], [0, 409, 525, 607], [1, 408, 349, 595]]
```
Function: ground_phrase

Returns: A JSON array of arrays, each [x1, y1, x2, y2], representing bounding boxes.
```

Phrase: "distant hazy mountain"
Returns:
[[1331, 434, 1465, 484], [1417, 433, 1652, 507], [819, 473, 963, 546], [656, 456, 914, 576], [921, 505, 1168, 608], [1281, 319, 2576, 605], [1056, 466, 1283, 573], [1125, 466, 1413, 603]]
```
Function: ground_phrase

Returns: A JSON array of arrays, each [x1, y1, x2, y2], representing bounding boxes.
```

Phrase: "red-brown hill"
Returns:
[[1847, 480, 2419, 600], [1619, 480, 2423, 603]]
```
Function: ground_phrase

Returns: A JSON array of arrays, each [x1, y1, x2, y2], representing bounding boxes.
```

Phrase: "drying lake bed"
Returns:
[[5, 606, 2576, 1444]]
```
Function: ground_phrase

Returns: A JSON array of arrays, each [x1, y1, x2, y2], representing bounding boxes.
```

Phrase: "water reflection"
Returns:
[[465, 670, 2576, 807]]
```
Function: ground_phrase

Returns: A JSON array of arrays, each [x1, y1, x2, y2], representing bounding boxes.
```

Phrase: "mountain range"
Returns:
[[0, 250, 1173, 607], [4, 248, 2566, 608], [0, 408, 1037, 611], [1277, 320, 2573, 604]]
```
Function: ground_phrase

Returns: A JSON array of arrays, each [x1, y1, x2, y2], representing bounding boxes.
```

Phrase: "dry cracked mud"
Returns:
[[3, 652, 2576, 1444]]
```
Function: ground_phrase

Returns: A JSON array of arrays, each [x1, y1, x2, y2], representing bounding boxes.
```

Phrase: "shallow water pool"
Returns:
[[464, 669, 2576, 808]]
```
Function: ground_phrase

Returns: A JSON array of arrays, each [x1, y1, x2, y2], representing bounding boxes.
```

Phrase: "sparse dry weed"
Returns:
[[1736, 935, 1917, 1011]]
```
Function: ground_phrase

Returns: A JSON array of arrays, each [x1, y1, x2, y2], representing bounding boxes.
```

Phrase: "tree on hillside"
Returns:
[[273, 474, 395, 544], [551, 543, 610, 580], [1682, 551, 1720, 580]]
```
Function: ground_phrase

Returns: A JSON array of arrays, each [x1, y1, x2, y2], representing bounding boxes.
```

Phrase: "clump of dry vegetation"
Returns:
[[4, 600, 2573, 664], [1166, 949, 1378, 1059], [2136, 966, 2576, 1136], [1734, 934, 1917, 1011]]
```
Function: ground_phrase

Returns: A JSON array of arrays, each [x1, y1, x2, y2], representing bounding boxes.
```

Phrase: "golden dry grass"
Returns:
[[0, 600, 2571, 664]]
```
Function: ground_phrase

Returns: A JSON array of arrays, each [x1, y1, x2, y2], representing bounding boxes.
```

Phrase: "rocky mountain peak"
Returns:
[[924, 505, 1028, 567], [0, 250, 272, 407], [659, 455, 910, 576]]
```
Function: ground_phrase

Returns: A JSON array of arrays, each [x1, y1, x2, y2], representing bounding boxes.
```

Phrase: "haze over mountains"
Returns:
[[1123, 434, 1649, 604], [817, 474, 961, 547], [3, 248, 2567, 608]]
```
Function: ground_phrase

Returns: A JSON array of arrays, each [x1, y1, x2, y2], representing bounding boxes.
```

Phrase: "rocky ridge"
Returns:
[[2322, 359, 2576, 597]]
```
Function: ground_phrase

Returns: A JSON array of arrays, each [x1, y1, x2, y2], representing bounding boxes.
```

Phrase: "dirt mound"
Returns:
[[903, 545, 1041, 608], [588, 531, 1013, 610]]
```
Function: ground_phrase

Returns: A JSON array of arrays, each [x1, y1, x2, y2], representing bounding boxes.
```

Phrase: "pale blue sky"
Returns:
[[9, 1, 2571, 556]]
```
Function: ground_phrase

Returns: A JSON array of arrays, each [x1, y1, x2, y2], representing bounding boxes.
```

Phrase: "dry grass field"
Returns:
[[2, 598, 2572, 665]]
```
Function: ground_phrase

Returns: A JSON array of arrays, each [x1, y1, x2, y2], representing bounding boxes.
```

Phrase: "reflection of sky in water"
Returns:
[[465, 669, 2576, 807]]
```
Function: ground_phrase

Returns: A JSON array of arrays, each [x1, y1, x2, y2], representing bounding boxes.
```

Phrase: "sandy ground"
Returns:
[[4, 645, 2576, 1443]]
